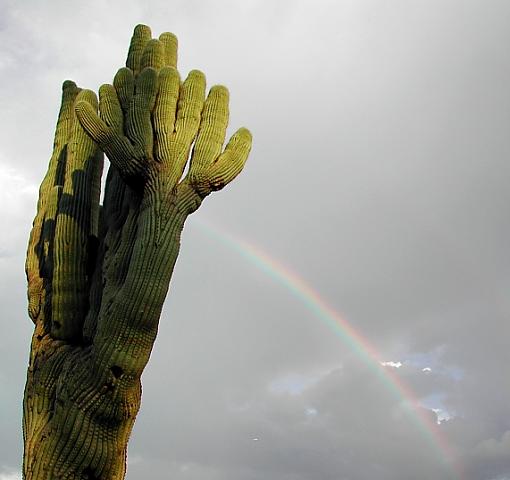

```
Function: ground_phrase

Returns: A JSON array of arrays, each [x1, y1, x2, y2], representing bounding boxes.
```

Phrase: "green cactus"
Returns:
[[23, 24, 251, 480]]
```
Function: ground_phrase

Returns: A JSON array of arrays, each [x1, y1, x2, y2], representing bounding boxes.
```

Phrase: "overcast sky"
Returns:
[[1, 1, 510, 479]]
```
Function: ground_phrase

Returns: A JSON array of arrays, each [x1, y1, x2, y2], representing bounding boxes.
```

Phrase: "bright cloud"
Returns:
[[380, 361, 402, 368]]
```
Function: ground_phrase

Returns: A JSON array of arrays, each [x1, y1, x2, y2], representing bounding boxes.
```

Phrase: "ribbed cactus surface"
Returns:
[[23, 24, 251, 480]]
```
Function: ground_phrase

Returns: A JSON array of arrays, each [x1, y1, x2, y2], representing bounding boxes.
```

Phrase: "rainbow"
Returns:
[[192, 219, 465, 479]]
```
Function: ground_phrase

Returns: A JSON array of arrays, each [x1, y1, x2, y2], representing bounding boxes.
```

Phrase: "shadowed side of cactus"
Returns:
[[23, 25, 252, 480]]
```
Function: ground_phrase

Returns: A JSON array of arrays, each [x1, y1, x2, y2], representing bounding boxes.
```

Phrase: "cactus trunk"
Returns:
[[23, 181, 184, 479]]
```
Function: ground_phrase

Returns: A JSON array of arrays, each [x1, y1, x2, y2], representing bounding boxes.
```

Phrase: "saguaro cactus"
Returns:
[[23, 25, 251, 480]]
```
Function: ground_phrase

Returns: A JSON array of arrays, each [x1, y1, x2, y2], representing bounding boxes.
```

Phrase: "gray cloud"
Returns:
[[2, 1, 510, 479]]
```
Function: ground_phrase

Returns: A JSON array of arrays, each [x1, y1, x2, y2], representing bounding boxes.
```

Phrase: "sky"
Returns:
[[1, 0, 510, 479]]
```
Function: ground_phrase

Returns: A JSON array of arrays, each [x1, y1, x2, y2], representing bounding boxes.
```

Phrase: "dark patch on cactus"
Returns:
[[86, 235, 99, 277], [82, 467, 99, 480], [54, 145, 67, 187], [110, 365, 123, 379]]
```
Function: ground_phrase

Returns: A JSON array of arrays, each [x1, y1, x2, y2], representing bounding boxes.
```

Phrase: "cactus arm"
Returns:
[[125, 67, 159, 160], [25, 82, 104, 341], [51, 89, 104, 341], [184, 84, 252, 200], [159, 32, 178, 68], [140, 39, 164, 71], [191, 85, 230, 171], [153, 66, 180, 164], [204, 127, 252, 192], [26, 80, 80, 326], [126, 24, 151, 77], [113, 68, 134, 113], [74, 96, 141, 179], [168, 70, 206, 185]]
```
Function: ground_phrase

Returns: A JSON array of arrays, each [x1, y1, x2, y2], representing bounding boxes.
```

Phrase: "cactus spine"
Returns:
[[23, 25, 251, 480]]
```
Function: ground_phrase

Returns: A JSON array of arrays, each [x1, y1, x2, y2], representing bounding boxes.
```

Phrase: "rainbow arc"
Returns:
[[193, 219, 464, 480]]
